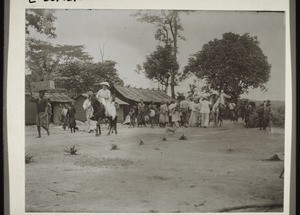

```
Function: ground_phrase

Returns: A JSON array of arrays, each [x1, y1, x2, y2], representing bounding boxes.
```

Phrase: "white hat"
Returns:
[[100, 81, 110, 87]]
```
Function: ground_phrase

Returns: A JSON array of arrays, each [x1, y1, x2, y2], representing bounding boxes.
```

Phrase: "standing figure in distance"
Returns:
[[148, 101, 156, 128], [67, 102, 77, 133], [137, 99, 146, 127], [200, 97, 212, 128], [83, 91, 95, 133]]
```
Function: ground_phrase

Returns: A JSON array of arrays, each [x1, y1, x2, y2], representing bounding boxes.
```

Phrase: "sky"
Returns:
[[28, 9, 286, 101]]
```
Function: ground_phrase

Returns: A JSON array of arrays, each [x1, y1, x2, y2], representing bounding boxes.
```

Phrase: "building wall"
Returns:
[[25, 95, 37, 125], [25, 94, 72, 125], [116, 106, 125, 123], [74, 96, 86, 122], [52, 103, 62, 124]]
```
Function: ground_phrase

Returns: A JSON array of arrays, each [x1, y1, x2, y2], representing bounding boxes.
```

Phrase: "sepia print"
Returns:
[[25, 9, 286, 213]]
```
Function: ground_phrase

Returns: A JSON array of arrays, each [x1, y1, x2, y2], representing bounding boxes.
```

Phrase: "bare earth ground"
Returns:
[[25, 120, 284, 213]]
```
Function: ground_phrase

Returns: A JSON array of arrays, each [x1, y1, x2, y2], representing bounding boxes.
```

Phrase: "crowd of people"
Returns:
[[242, 100, 272, 130], [30, 81, 273, 138], [123, 96, 273, 131], [123, 95, 234, 129]]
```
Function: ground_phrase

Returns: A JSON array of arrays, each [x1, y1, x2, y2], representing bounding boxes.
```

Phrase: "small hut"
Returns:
[[111, 85, 173, 107], [25, 91, 74, 125]]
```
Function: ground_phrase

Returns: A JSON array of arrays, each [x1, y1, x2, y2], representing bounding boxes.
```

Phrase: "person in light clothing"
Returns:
[[83, 91, 96, 133], [212, 98, 220, 126], [96, 82, 116, 120], [188, 98, 200, 127], [169, 100, 181, 128], [159, 101, 169, 127], [200, 97, 212, 128], [148, 101, 156, 128]]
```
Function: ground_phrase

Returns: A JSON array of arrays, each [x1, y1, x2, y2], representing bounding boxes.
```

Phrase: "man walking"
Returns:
[[30, 91, 50, 138]]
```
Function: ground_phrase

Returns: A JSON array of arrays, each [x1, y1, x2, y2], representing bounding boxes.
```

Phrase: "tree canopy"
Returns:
[[54, 60, 124, 98], [25, 9, 124, 97], [26, 9, 57, 38], [136, 45, 178, 93], [26, 38, 93, 82], [133, 10, 190, 98], [183, 32, 271, 101]]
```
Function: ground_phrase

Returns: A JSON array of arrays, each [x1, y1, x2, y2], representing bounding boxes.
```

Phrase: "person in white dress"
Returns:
[[96, 82, 116, 120], [169, 100, 181, 128], [83, 91, 96, 133], [200, 97, 212, 128]]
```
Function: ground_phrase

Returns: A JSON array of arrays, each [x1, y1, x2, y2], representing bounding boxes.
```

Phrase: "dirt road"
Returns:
[[25, 121, 284, 212]]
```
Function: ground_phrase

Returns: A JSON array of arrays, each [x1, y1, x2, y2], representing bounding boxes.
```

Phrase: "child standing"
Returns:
[[67, 103, 77, 133]]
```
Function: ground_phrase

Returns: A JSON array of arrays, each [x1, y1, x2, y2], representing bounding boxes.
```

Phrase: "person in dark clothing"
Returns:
[[257, 103, 265, 130], [263, 102, 272, 130], [238, 101, 246, 121], [218, 103, 225, 126], [244, 104, 253, 128], [30, 91, 50, 138], [137, 99, 146, 127], [61, 104, 69, 130], [67, 103, 77, 133], [128, 107, 136, 128]]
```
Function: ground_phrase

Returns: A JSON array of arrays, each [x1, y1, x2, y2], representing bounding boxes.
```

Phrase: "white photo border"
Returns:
[[6, 0, 292, 215]]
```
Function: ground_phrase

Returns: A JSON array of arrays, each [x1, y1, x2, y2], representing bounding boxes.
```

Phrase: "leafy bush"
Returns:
[[271, 105, 285, 127], [65, 145, 78, 155], [25, 153, 34, 164], [179, 134, 187, 140], [111, 143, 120, 150], [139, 139, 144, 145]]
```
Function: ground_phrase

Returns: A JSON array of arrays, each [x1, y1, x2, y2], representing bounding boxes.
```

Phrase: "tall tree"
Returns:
[[133, 10, 189, 98], [26, 38, 93, 83], [54, 60, 124, 98], [183, 32, 271, 102], [26, 9, 57, 38], [136, 45, 178, 93]]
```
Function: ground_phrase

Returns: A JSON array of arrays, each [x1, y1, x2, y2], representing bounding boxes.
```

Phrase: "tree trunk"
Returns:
[[164, 82, 169, 93], [170, 13, 178, 99]]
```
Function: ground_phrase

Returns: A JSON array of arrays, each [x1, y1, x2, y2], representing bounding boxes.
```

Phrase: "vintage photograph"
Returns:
[[25, 9, 285, 212]]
